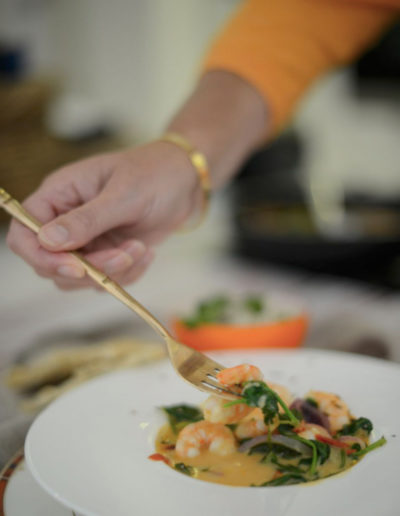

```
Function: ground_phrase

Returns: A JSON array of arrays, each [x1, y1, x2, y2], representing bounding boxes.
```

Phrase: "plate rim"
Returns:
[[0, 449, 24, 516], [24, 349, 400, 516]]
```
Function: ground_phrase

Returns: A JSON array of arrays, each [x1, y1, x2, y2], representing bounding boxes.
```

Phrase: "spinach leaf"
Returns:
[[337, 417, 373, 437], [258, 473, 307, 486], [242, 382, 279, 424], [162, 404, 203, 433], [174, 463, 195, 476], [305, 397, 318, 408], [350, 436, 386, 459], [235, 381, 300, 426], [314, 440, 330, 465], [226, 423, 237, 432], [243, 296, 264, 314], [282, 433, 318, 476], [252, 443, 301, 459], [277, 423, 296, 434], [298, 457, 312, 467], [183, 296, 230, 328], [269, 454, 306, 475], [278, 409, 302, 424], [283, 434, 328, 474]]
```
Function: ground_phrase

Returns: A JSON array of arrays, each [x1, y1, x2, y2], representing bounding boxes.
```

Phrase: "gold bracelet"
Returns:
[[159, 131, 211, 230]]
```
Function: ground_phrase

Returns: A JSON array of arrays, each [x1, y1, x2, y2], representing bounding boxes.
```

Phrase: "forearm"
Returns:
[[202, 0, 396, 135], [166, 70, 268, 189]]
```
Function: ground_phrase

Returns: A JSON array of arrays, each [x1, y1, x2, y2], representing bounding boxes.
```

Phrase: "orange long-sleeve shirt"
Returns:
[[203, 0, 399, 134]]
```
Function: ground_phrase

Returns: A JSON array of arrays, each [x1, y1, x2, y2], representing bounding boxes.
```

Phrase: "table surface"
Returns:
[[1, 192, 400, 465]]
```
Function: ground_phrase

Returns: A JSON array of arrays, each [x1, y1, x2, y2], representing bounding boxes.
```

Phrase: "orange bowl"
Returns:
[[172, 313, 308, 351]]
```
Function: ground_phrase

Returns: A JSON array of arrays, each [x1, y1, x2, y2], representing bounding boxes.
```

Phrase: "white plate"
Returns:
[[25, 350, 400, 516], [1, 452, 72, 516]]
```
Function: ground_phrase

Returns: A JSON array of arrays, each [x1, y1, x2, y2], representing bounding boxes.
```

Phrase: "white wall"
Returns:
[[0, 0, 239, 139], [294, 70, 400, 200], [45, 0, 240, 140]]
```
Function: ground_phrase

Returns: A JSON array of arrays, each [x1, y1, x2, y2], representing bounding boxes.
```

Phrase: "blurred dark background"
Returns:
[[232, 23, 400, 289]]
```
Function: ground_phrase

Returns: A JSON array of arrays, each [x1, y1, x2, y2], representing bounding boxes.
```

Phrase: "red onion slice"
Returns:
[[238, 434, 312, 455], [290, 398, 330, 432], [238, 435, 269, 453]]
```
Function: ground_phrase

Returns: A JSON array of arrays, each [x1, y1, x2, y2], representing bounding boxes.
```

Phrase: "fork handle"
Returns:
[[0, 188, 172, 341]]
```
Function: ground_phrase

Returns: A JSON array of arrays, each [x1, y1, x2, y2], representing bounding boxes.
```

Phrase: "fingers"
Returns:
[[37, 191, 130, 252], [6, 193, 86, 278], [115, 247, 155, 284], [8, 220, 85, 278], [5, 143, 184, 291], [85, 239, 146, 276], [53, 247, 154, 290]]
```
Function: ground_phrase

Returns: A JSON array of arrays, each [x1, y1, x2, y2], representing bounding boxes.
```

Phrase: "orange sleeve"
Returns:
[[203, 0, 398, 135]]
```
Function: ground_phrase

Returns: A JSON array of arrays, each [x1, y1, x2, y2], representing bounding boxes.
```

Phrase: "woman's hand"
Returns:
[[6, 71, 267, 290], [6, 141, 199, 290]]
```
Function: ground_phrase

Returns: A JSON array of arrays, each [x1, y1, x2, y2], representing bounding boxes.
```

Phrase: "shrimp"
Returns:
[[234, 401, 288, 439], [234, 381, 293, 439], [217, 365, 291, 402], [206, 360, 292, 425], [217, 364, 263, 389], [202, 395, 253, 424], [203, 364, 263, 424], [307, 391, 352, 434], [296, 422, 332, 440], [234, 408, 269, 439], [175, 421, 237, 459], [267, 382, 293, 412]]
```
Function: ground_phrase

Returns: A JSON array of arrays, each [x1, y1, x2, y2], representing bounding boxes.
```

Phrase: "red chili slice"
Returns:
[[315, 434, 355, 455], [293, 423, 306, 434], [148, 453, 170, 465]]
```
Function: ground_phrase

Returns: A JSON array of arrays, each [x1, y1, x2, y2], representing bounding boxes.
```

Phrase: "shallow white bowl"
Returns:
[[25, 350, 400, 516]]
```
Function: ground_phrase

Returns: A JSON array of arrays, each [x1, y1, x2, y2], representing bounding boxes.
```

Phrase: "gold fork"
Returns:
[[0, 189, 238, 400]]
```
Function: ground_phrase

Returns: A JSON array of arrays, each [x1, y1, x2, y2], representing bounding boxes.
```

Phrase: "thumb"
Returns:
[[38, 195, 125, 251]]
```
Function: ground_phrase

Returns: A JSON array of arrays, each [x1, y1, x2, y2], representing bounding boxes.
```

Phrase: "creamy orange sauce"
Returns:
[[154, 424, 357, 487]]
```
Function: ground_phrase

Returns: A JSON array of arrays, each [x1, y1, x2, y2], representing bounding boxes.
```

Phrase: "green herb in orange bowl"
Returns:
[[172, 294, 308, 351]]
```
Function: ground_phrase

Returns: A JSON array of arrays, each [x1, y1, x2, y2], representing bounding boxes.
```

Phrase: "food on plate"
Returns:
[[173, 294, 308, 350], [150, 364, 386, 487]]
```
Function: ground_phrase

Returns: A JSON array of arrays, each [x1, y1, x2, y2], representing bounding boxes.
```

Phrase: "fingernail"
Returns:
[[124, 241, 146, 259], [104, 252, 133, 275], [40, 224, 69, 247], [57, 264, 85, 278]]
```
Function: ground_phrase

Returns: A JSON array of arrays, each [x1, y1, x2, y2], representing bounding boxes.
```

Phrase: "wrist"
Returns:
[[159, 132, 211, 230], [149, 140, 203, 225], [166, 70, 268, 189]]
